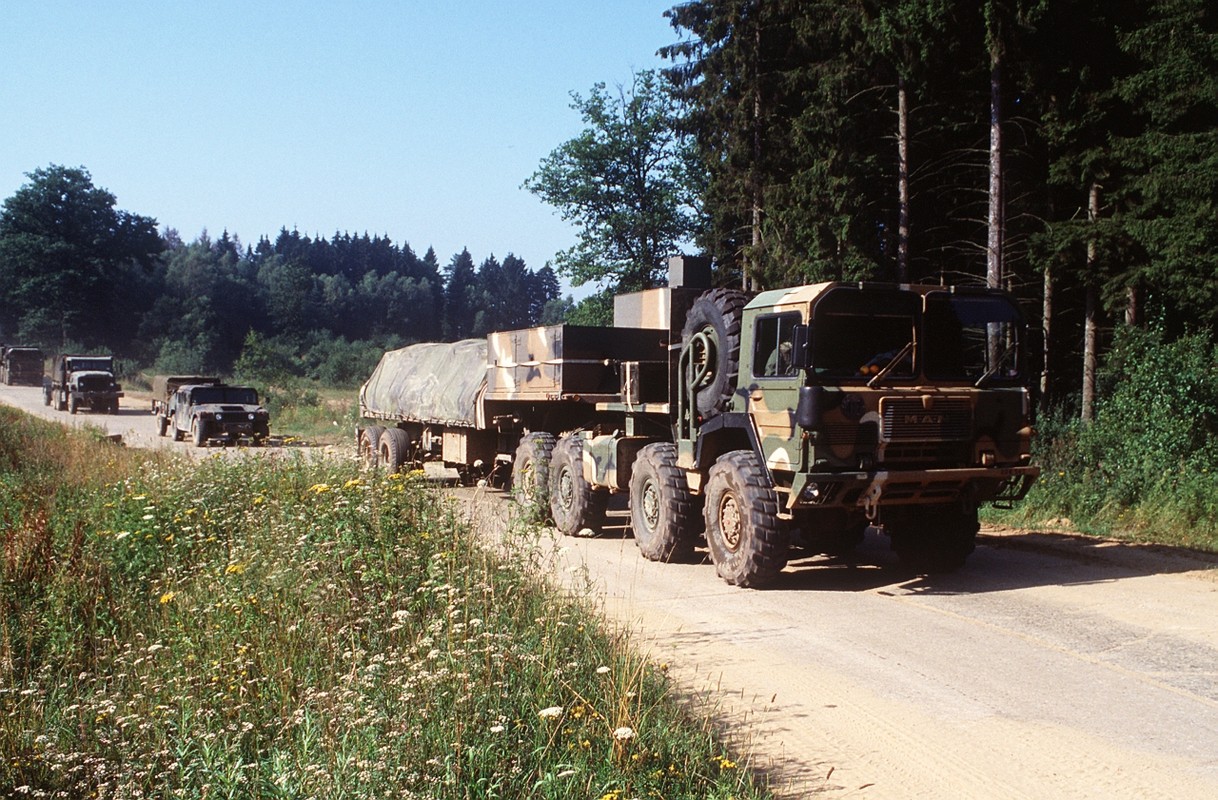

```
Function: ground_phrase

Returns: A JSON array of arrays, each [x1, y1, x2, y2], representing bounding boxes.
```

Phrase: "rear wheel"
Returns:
[[512, 432, 556, 522], [629, 442, 700, 562], [703, 450, 790, 587], [377, 427, 411, 473], [549, 435, 608, 536]]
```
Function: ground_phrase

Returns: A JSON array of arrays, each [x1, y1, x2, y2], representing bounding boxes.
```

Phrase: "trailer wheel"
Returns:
[[887, 505, 978, 574], [703, 450, 790, 587], [192, 418, 208, 447], [681, 288, 748, 419], [358, 426, 385, 467], [378, 427, 411, 474], [157, 415, 169, 437], [629, 442, 701, 562], [549, 435, 608, 535], [512, 432, 556, 522], [43, 387, 51, 406]]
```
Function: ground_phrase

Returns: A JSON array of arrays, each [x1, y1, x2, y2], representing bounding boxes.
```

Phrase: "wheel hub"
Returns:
[[557, 467, 574, 510], [641, 480, 660, 531], [719, 494, 741, 552]]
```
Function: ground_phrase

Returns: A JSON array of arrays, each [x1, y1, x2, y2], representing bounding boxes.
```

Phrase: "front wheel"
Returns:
[[703, 450, 790, 587], [629, 442, 701, 562], [549, 435, 608, 536], [157, 415, 169, 437], [192, 419, 208, 447]]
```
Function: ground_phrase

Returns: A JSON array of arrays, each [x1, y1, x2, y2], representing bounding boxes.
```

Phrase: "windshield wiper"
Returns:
[[867, 340, 915, 388], [974, 341, 1019, 388]]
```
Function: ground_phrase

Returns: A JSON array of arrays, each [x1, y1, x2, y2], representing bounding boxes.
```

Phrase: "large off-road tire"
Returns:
[[192, 418, 208, 447], [359, 425, 385, 468], [549, 435, 608, 536], [43, 388, 51, 406], [886, 505, 979, 574], [629, 442, 701, 562], [377, 427, 411, 474], [512, 432, 556, 522], [157, 414, 169, 437], [69, 395, 79, 414], [703, 450, 790, 587], [57, 390, 67, 412], [681, 288, 748, 418]]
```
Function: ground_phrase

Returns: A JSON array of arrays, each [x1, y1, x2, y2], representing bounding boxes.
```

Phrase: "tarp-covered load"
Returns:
[[359, 339, 487, 427]]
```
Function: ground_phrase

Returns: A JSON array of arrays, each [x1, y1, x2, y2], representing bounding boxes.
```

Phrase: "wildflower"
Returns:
[[308, 483, 332, 495], [225, 563, 247, 575], [252, 496, 265, 506], [538, 706, 563, 720], [596, 665, 610, 675], [489, 724, 505, 734], [613, 726, 635, 741], [159, 591, 176, 605], [343, 478, 364, 489]]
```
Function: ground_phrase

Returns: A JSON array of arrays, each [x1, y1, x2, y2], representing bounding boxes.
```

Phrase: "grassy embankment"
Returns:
[[0, 406, 772, 799]]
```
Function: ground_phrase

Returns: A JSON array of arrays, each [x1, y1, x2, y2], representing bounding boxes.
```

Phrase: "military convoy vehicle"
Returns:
[[358, 258, 1039, 587], [150, 375, 220, 435], [1, 345, 44, 386], [161, 382, 270, 446], [44, 354, 123, 414]]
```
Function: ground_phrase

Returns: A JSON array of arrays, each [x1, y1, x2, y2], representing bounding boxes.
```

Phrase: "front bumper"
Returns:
[[787, 464, 1040, 516]]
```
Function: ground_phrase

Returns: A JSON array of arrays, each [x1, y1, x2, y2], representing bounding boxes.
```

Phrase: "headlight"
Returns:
[[248, 413, 255, 421], [215, 413, 223, 421]]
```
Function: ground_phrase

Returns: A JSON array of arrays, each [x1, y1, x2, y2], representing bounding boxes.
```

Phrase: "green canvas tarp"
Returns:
[[358, 339, 487, 427]]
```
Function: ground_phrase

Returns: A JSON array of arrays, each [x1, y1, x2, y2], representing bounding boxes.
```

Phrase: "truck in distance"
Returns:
[[162, 383, 270, 446], [43, 354, 123, 414], [1, 345, 44, 386], [358, 257, 1039, 587]]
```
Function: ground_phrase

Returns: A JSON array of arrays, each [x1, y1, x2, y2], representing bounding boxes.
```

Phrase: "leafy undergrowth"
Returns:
[[0, 406, 770, 799]]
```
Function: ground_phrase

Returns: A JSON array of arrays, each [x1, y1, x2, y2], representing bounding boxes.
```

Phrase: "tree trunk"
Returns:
[[1125, 284, 1142, 327], [897, 75, 910, 284], [1081, 182, 1100, 424], [987, 41, 1004, 291], [1041, 259, 1053, 414]]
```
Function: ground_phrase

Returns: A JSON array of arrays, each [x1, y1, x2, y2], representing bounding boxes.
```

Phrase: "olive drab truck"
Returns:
[[358, 257, 1039, 587], [1, 345, 44, 386], [44, 354, 123, 414]]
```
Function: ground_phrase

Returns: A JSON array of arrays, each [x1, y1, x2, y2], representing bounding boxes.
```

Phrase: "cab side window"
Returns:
[[753, 313, 800, 377]]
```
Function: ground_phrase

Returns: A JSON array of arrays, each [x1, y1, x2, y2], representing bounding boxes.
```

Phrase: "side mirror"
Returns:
[[791, 324, 810, 369], [796, 385, 822, 430]]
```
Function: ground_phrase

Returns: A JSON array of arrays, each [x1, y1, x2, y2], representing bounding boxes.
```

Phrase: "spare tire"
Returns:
[[680, 288, 748, 418]]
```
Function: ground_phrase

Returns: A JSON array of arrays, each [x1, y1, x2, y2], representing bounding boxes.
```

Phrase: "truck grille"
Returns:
[[880, 397, 972, 442]]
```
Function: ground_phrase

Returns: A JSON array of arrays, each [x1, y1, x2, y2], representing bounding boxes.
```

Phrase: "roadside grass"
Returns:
[[0, 406, 771, 799]]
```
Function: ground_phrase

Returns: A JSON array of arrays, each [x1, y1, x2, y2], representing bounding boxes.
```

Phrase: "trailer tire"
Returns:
[[629, 442, 701, 562], [43, 387, 51, 406], [359, 426, 385, 467], [704, 450, 790, 587], [681, 288, 748, 418], [378, 427, 411, 474], [512, 432, 556, 522], [550, 435, 608, 535], [157, 415, 169, 437]]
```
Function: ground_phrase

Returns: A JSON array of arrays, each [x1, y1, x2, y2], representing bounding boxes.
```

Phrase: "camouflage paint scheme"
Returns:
[[729, 283, 1037, 518], [360, 339, 488, 427]]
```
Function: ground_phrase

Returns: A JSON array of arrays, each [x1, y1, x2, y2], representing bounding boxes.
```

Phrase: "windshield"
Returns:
[[67, 358, 112, 372], [810, 287, 920, 380], [191, 386, 259, 405], [922, 292, 1024, 383]]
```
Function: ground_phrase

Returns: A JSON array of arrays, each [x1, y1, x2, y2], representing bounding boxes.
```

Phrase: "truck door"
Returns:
[[747, 312, 802, 472]]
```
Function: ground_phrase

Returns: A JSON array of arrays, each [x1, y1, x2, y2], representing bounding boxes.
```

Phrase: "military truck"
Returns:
[[162, 383, 270, 446], [358, 258, 1039, 586], [44, 354, 123, 414], [150, 375, 221, 436], [1, 345, 44, 386]]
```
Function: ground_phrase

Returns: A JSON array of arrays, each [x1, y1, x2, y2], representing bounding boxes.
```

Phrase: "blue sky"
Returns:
[[0, 1, 680, 296]]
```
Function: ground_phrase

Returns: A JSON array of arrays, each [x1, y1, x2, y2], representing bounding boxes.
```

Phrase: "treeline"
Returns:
[[0, 166, 563, 385]]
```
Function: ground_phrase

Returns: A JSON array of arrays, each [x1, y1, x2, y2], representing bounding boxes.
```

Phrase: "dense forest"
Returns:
[[0, 165, 564, 384]]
